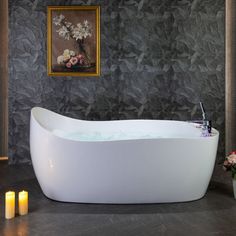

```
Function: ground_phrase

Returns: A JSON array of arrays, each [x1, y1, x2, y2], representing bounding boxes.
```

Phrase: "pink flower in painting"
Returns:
[[70, 57, 79, 65], [75, 54, 84, 65], [66, 62, 72, 68], [76, 54, 83, 60], [80, 59, 85, 65]]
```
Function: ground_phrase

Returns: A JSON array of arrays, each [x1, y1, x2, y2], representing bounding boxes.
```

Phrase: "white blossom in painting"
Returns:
[[57, 55, 64, 64], [56, 26, 70, 40], [65, 21, 72, 28], [53, 14, 65, 26], [63, 49, 70, 56], [53, 13, 93, 67], [70, 50, 76, 56], [53, 14, 92, 42], [62, 49, 71, 61], [72, 21, 92, 40]]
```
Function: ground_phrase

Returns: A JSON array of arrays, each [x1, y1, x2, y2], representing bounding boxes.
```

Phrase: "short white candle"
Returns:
[[18, 190, 28, 216], [5, 191, 15, 219]]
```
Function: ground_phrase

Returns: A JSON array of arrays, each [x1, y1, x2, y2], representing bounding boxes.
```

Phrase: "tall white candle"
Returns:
[[5, 191, 15, 219], [18, 190, 28, 216]]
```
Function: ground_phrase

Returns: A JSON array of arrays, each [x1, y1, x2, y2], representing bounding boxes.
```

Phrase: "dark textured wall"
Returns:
[[9, 0, 225, 164]]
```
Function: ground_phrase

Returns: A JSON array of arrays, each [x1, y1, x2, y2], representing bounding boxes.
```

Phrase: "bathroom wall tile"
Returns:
[[169, 0, 225, 160]]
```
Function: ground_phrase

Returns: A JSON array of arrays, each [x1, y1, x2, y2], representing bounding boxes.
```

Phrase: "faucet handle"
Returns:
[[207, 120, 212, 134]]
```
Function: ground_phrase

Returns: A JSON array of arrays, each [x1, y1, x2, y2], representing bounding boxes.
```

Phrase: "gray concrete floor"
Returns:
[[0, 162, 236, 236]]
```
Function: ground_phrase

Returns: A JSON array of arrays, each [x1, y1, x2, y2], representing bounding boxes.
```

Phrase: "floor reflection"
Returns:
[[3, 218, 29, 236]]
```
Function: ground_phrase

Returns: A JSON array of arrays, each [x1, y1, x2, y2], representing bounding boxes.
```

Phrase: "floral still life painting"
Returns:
[[47, 6, 100, 76]]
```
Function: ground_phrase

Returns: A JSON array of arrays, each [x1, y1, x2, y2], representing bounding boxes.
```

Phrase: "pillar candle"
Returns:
[[5, 191, 15, 219], [18, 190, 28, 216]]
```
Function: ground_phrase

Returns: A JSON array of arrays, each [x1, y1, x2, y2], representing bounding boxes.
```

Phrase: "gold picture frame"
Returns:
[[47, 6, 100, 77]]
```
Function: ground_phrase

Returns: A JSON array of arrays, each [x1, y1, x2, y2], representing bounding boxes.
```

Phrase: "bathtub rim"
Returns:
[[31, 107, 219, 143]]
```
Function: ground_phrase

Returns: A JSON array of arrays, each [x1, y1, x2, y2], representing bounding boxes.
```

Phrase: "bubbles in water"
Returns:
[[52, 129, 163, 141]]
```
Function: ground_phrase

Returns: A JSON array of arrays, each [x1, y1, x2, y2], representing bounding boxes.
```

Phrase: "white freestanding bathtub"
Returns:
[[30, 107, 219, 204]]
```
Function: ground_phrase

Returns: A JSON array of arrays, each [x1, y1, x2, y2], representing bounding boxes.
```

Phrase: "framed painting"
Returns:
[[47, 6, 100, 76]]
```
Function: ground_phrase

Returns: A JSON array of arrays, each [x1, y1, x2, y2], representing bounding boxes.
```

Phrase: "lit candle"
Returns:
[[5, 191, 15, 219], [18, 190, 28, 216]]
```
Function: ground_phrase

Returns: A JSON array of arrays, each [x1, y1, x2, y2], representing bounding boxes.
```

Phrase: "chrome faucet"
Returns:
[[199, 102, 212, 136]]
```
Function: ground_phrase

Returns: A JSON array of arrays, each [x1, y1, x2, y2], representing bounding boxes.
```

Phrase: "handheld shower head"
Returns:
[[199, 102, 206, 120]]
